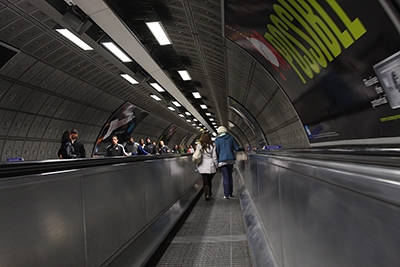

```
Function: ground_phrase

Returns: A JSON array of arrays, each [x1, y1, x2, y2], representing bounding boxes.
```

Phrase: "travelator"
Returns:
[[1, 149, 400, 266]]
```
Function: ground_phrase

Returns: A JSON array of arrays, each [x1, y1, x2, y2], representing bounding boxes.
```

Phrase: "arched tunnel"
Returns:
[[1, 0, 400, 266]]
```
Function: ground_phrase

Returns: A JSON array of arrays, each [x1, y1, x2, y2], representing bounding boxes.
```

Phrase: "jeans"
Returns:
[[202, 173, 215, 194], [220, 164, 234, 197]]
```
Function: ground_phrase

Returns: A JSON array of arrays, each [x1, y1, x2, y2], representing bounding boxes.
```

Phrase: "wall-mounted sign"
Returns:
[[225, 0, 400, 144]]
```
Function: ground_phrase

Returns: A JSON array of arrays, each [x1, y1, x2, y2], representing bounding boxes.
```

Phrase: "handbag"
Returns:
[[192, 148, 202, 165]]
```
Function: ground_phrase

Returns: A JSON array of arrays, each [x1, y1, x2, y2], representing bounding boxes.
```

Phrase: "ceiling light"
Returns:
[[178, 114, 184, 117], [192, 123, 196, 126], [146, 21, 171, 45], [229, 122, 235, 128], [210, 118, 214, 121], [197, 127, 200, 129], [150, 94, 161, 101], [120, 74, 138, 84], [199, 123, 203, 126], [193, 119, 198, 122], [185, 112, 191, 116], [56, 29, 93, 50], [206, 113, 211, 116], [212, 122, 216, 125], [192, 92, 201, 99], [101, 42, 132, 62], [178, 70, 191, 81], [186, 119, 191, 122], [150, 83, 165, 92], [200, 104, 207, 109], [167, 106, 175, 111], [172, 101, 181, 107]]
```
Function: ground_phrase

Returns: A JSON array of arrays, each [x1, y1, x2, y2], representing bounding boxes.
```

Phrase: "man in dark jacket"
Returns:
[[70, 129, 86, 158], [144, 137, 159, 155], [215, 126, 244, 199], [125, 137, 149, 155]]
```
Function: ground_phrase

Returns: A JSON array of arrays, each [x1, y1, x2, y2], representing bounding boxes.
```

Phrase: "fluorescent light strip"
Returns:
[[150, 94, 161, 101], [192, 92, 201, 99], [120, 74, 138, 84], [178, 70, 191, 81], [146, 21, 171, 45], [206, 113, 211, 116], [212, 122, 216, 125], [150, 83, 165, 92], [101, 42, 132, 62], [185, 112, 191, 116], [172, 101, 181, 107], [193, 119, 198, 122], [56, 29, 93, 50], [178, 114, 185, 117], [192, 123, 196, 126], [167, 106, 175, 111], [200, 104, 207, 109], [210, 118, 214, 121], [186, 119, 191, 122]]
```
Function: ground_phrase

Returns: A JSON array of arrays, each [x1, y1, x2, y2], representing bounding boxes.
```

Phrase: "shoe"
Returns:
[[229, 194, 236, 198], [205, 195, 210, 201], [223, 196, 229, 199]]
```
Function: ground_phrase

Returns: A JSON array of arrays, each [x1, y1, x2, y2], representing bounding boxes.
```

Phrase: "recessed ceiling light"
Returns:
[[192, 92, 201, 99], [150, 94, 161, 101], [172, 101, 181, 107], [192, 123, 196, 126], [185, 112, 191, 116], [212, 122, 216, 125], [186, 119, 191, 122], [150, 83, 165, 92], [200, 104, 207, 109], [167, 106, 175, 111], [101, 42, 132, 62], [193, 119, 198, 122], [199, 123, 203, 126], [178, 114, 184, 117], [206, 113, 211, 116], [56, 29, 93, 50], [210, 118, 214, 121], [178, 70, 191, 81], [146, 21, 172, 45], [120, 74, 138, 84]]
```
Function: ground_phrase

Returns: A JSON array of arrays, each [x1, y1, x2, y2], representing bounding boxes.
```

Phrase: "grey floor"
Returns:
[[156, 173, 253, 267]]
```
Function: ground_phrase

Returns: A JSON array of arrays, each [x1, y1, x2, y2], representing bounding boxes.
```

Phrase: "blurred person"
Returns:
[[172, 145, 179, 154], [159, 140, 171, 154], [59, 130, 76, 159], [106, 135, 128, 156], [124, 137, 149, 156], [178, 145, 185, 153], [196, 132, 218, 201], [188, 145, 194, 153], [144, 137, 159, 155], [139, 138, 145, 149], [70, 129, 86, 158], [215, 126, 244, 199]]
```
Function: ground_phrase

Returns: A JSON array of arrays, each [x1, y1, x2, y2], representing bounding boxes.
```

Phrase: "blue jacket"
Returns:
[[215, 134, 244, 162]]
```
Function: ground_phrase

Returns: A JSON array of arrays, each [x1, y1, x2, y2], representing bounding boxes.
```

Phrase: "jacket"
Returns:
[[59, 141, 76, 159], [72, 139, 86, 158], [196, 143, 218, 174], [215, 133, 244, 162]]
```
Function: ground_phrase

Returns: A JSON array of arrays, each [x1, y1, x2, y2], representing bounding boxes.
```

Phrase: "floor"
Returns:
[[156, 172, 253, 267]]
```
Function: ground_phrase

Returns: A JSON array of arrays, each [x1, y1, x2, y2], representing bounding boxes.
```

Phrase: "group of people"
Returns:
[[194, 126, 244, 201], [106, 136, 183, 157], [58, 129, 86, 159]]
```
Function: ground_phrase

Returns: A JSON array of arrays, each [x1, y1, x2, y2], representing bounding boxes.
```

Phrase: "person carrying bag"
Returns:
[[194, 132, 218, 201]]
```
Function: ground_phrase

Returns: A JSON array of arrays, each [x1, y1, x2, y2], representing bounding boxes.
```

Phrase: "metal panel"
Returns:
[[83, 163, 147, 267], [0, 174, 86, 267], [144, 158, 172, 222]]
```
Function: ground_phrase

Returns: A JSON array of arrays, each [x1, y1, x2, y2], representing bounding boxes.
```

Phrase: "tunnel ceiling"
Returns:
[[0, 0, 311, 161]]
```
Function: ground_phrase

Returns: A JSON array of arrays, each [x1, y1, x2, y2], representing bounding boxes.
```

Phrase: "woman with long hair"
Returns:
[[59, 130, 76, 159], [195, 131, 218, 201]]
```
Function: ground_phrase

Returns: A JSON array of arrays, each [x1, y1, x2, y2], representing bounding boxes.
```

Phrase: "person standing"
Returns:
[[215, 126, 244, 199], [172, 145, 179, 154], [125, 136, 149, 155], [70, 129, 86, 158], [59, 130, 76, 159], [159, 140, 171, 154], [196, 132, 218, 201], [106, 135, 128, 156], [144, 137, 159, 155]]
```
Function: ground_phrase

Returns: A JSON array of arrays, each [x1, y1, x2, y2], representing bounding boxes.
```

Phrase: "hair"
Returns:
[[217, 126, 228, 135], [199, 131, 213, 152], [61, 130, 71, 143]]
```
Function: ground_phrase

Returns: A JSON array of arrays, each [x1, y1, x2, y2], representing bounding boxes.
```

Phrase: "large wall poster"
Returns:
[[225, 0, 400, 144], [94, 102, 148, 156]]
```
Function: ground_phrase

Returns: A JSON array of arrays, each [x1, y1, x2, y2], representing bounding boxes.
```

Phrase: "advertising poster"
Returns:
[[158, 124, 178, 146], [225, 0, 400, 143], [94, 102, 148, 155]]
